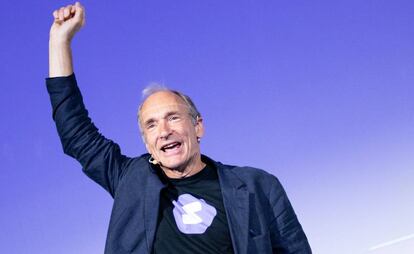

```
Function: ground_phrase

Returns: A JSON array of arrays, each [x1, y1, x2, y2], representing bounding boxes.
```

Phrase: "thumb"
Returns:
[[73, 2, 85, 27]]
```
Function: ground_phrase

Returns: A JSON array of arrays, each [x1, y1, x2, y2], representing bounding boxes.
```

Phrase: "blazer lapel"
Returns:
[[216, 163, 250, 254], [144, 164, 166, 253]]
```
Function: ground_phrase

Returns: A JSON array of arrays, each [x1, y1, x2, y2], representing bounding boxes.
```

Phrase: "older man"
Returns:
[[47, 2, 312, 254]]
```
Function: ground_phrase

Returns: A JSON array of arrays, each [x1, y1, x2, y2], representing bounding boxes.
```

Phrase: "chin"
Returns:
[[160, 159, 185, 170]]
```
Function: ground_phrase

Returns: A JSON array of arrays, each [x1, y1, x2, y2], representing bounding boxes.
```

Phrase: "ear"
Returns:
[[195, 116, 204, 138]]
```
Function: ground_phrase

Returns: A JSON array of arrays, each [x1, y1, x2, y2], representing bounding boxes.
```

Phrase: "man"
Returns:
[[47, 2, 312, 254]]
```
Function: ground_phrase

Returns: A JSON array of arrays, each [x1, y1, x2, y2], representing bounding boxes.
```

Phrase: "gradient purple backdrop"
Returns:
[[1, 1, 413, 253]]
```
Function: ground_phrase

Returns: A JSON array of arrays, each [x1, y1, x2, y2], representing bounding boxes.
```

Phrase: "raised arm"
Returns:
[[47, 3, 131, 197], [49, 2, 85, 77]]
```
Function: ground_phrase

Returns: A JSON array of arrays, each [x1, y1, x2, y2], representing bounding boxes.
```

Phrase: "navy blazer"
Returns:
[[47, 74, 312, 254]]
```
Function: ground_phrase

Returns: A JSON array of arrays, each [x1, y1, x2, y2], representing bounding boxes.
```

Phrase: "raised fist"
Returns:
[[50, 2, 85, 44]]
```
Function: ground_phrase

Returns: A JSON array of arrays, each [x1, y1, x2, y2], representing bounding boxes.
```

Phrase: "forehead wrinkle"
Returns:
[[143, 109, 183, 126], [141, 90, 186, 111], [141, 104, 189, 119], [143, 91, 186, 107], [138, 91, 191, 130]]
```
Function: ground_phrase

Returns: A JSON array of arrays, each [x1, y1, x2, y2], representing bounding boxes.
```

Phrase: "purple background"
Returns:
[[1, 1, 413, 253]]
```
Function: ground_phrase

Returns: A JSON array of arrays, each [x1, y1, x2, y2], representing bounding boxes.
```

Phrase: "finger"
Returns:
[[53, 10, 58, 20], [73, 2, 85, 26], [70, 5, 76, 14], [58, 7, 65, 21], [75, 1, 84, 15], [74, 2, 84, 13], [63, 6, 71, 19]]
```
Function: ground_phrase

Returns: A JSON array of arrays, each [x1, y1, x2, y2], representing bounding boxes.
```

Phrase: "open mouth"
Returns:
[[161, 142, 182, 152]]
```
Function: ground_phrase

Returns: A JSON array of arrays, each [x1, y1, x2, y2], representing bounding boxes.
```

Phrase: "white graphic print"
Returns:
[[180, 201, 202, 224], [172, 193, 217, 234]]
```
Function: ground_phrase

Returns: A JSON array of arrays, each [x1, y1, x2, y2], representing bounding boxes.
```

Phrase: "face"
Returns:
[[139, 91, 204, 172]]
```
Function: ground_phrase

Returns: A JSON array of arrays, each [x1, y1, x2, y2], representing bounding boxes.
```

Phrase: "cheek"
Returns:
[[185, 131, 199, 148], [144, 135, 157, 153], [144, 143, 152, 154], [148, 144, 160, 157]]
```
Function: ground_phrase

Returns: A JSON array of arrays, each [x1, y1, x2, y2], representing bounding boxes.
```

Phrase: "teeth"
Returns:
[[162, 142, 180, 151]]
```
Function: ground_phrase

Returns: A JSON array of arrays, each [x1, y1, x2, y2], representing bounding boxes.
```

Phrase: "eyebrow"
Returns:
[[143, 111, 181, 127]]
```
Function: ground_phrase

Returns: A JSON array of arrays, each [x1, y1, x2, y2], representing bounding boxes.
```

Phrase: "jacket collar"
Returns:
[[143, 154, 166, 252], [204, 155, 250, 254], [143, 154, 250, 254]]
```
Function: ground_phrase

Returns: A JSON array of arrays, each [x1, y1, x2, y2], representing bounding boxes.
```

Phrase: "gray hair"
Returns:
[[137, 83, 201, 133]]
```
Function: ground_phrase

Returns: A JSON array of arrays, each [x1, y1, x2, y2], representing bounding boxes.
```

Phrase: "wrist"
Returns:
[[49, 37, 71, 48], [49, 40, 73, 78]]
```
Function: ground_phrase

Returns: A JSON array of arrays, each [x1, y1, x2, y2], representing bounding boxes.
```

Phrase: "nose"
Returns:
[[158, 119, 172, 139]]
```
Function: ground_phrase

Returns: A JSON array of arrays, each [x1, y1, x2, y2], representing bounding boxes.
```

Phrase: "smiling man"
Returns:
[[46, 2, 312, 254], [139, 90, 205, 178]]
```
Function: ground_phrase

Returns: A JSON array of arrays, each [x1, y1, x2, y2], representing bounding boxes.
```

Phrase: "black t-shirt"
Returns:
[[152, 164, 234, 254]]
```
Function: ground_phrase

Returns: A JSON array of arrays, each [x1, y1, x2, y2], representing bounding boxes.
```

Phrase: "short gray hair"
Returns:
[[137, 83, 201, 133]]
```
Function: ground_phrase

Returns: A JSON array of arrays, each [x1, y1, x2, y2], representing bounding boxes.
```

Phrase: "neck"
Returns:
[[161, 155, 206, 179]]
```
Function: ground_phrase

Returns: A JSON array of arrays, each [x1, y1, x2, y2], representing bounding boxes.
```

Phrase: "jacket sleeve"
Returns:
[[46, 74, 130, 197], [268, 176, 312, 253]]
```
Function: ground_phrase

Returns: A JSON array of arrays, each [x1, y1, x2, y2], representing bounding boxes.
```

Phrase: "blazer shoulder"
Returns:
[[117, 153, 151, 178], [224, 163, 276, 179], [217, 161, 281, 189]]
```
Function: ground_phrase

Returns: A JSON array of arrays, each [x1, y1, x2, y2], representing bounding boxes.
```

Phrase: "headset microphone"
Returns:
[[149, 156, 159, 165]]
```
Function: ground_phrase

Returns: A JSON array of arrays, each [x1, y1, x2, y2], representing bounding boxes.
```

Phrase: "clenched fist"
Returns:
[[49, 2, 85, 76], [50, 2, 85, 44]]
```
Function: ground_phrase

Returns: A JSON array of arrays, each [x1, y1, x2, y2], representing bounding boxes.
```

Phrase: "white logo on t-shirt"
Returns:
[[172, 193, 217, 234]]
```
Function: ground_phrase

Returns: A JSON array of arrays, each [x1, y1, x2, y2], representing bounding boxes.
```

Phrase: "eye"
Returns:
[[146, 122, 156, 130], [168, 115, 181, 121]]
